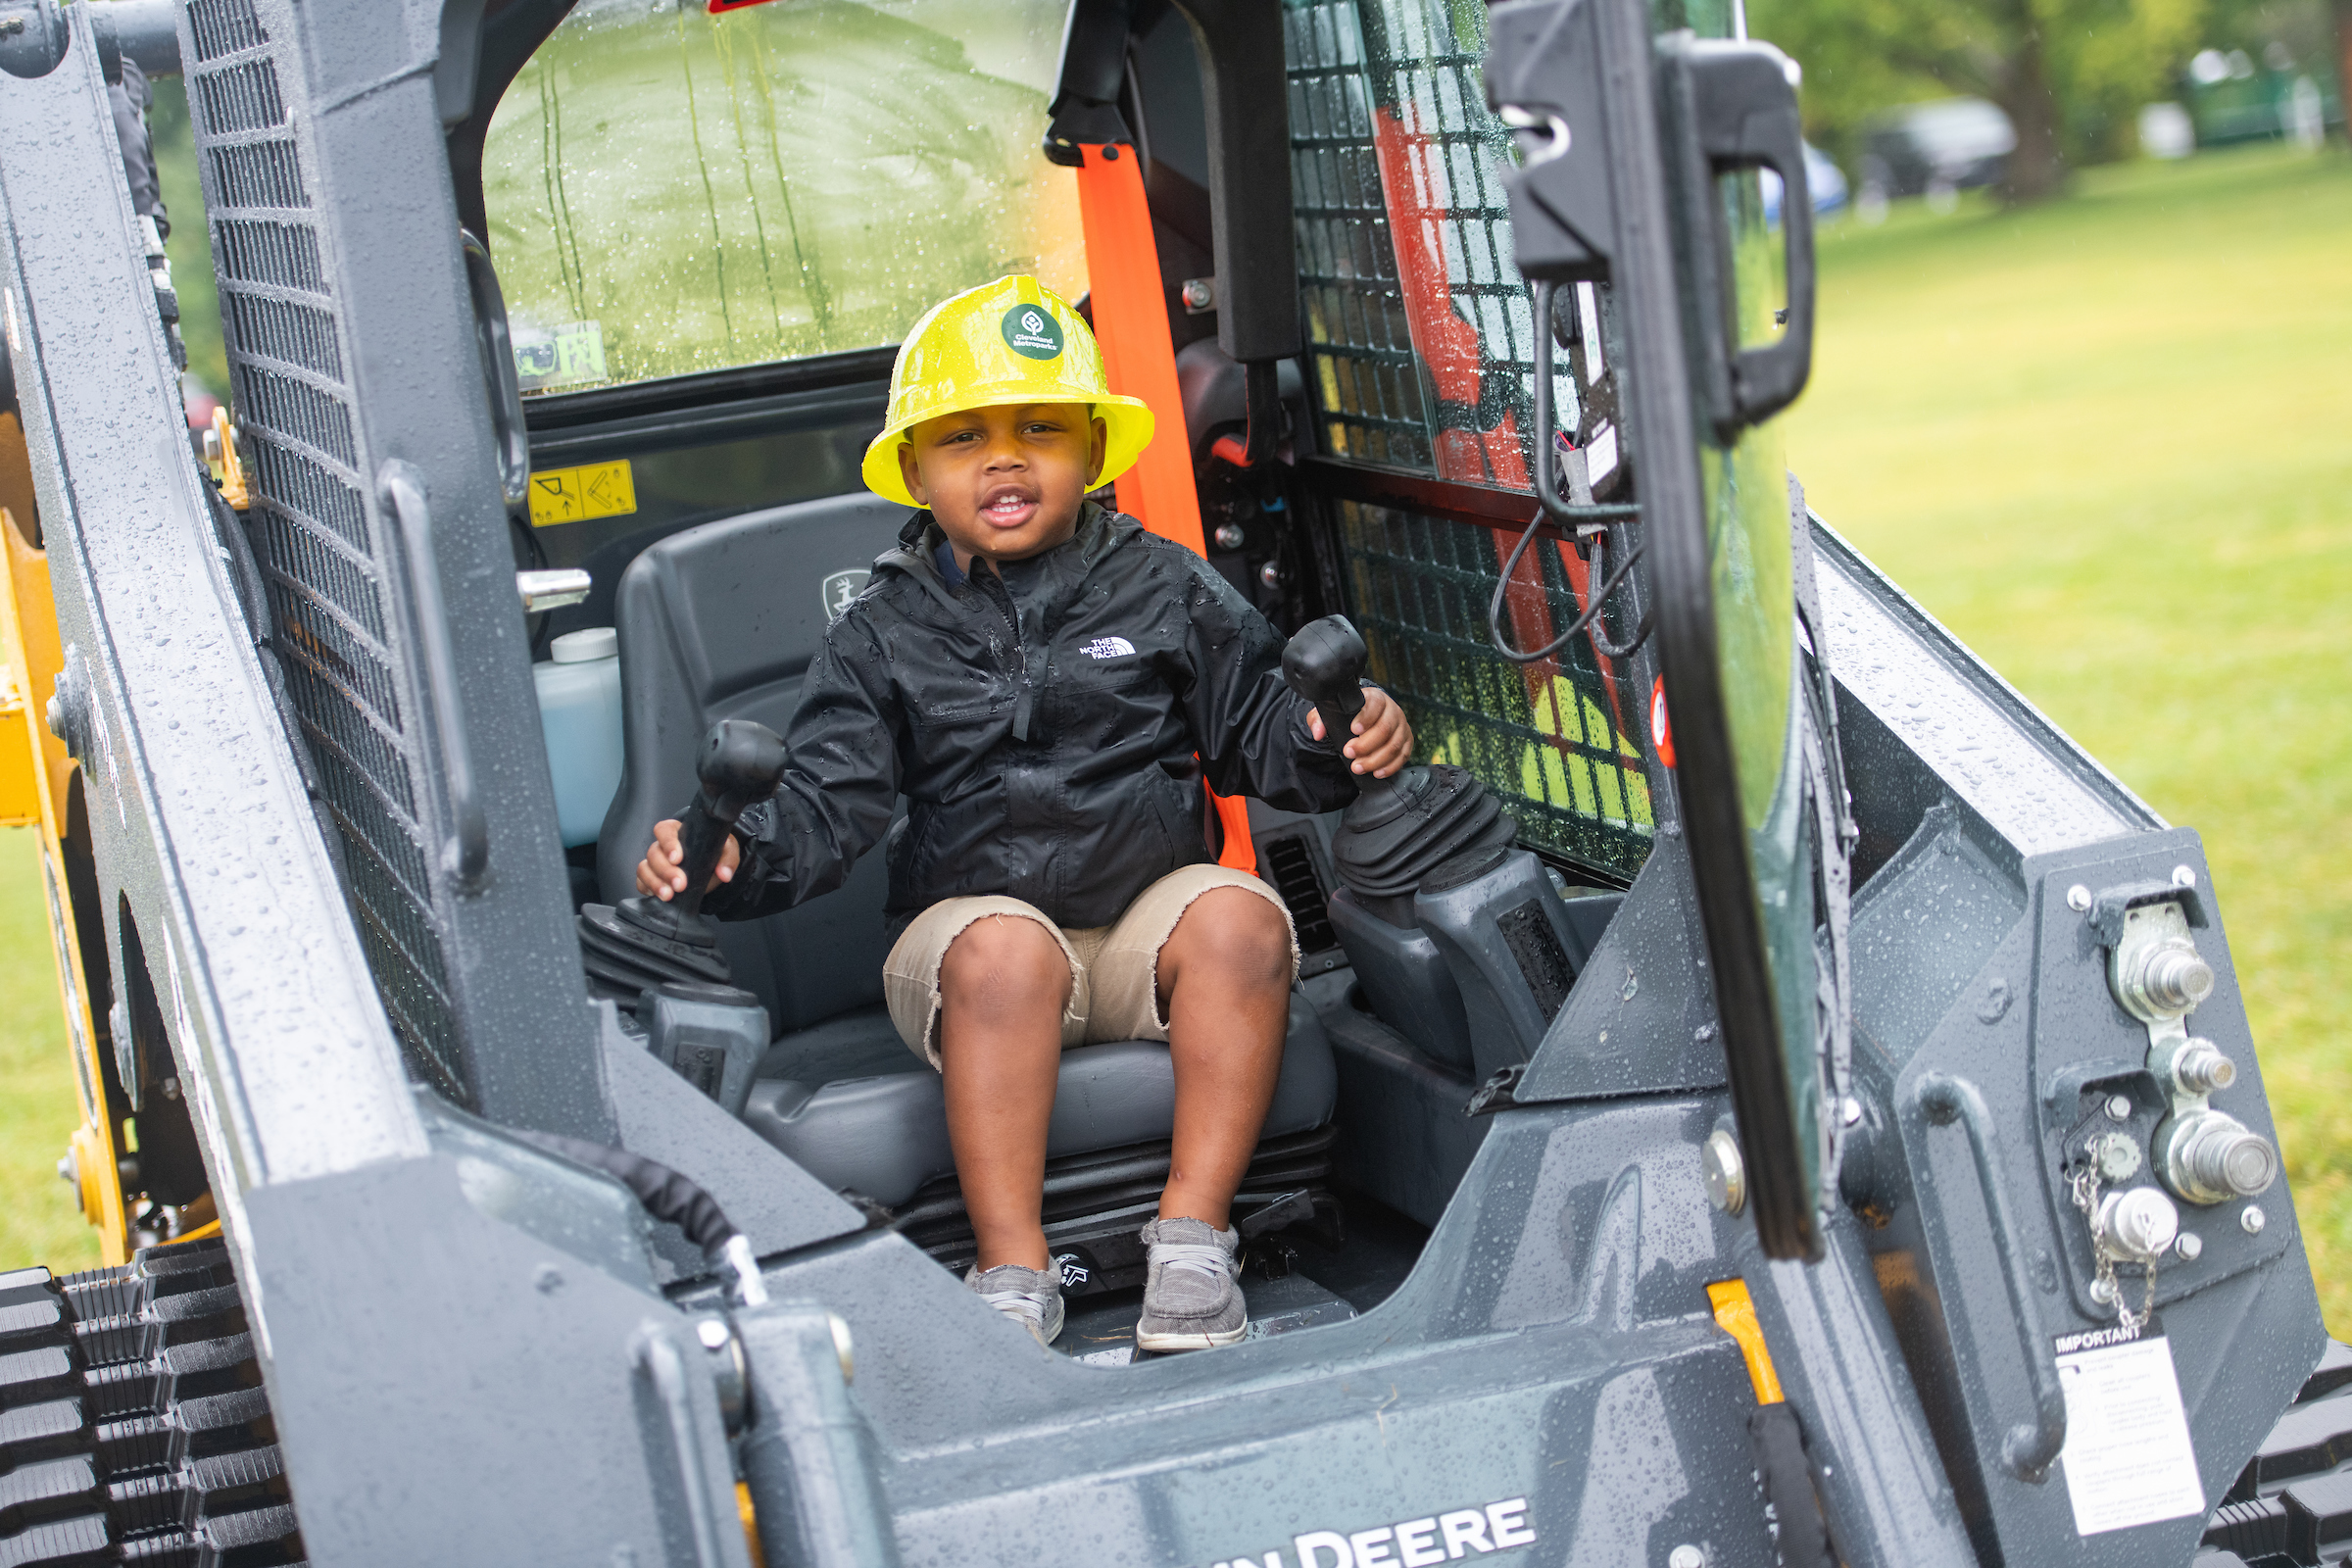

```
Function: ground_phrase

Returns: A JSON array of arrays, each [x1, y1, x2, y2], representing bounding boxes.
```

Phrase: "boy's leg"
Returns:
[[1154, 886, 1295, 1227], [936, 913, 1074, 1271]]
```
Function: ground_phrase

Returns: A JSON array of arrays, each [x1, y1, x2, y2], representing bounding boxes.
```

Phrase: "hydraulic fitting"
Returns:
[[2096, 1187, 2180, 1265], [2152, 1035, 2237, 1101], [2156, 1108, 2279, 1205], [2109, 902, 2215, 1024]]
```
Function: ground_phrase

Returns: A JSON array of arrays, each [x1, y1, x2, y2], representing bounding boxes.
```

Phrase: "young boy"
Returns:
[[637, 275, 1410, 1351]]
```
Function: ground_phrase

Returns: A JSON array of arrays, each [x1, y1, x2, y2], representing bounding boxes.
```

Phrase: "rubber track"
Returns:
[[0, 1237, 304, 1567]]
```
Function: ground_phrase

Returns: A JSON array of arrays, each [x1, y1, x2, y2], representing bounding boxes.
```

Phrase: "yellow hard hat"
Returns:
[[860, 274, 1154, 508]]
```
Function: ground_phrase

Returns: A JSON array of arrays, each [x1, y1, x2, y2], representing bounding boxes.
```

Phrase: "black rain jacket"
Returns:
[[705, 503, 1360, 932]]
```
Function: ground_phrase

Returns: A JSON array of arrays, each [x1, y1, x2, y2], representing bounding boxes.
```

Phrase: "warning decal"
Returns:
[[529, 460, 637, 528], [2055, 1326, 2205, 1536]]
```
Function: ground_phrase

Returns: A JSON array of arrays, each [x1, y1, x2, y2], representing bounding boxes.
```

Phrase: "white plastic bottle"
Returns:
[[533, 626, 624, 848]]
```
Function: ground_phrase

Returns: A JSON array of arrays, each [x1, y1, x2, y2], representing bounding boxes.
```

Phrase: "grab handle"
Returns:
[[1663, 37, 1817, 436], [378, 461, 488, 892], [1907, 1071, 2067, 1483], [460, 230, 532, 510]]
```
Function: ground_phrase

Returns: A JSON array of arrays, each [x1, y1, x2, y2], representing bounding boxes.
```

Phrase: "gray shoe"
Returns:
[[1135, 1217, 1246, 1351], [966, 1261, 1064, 1347]]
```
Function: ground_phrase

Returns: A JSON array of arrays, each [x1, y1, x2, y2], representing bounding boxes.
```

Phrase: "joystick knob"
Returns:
[[1282, 614, 1379, 785], [668, 719, 790, 919], [577, 718, 788, 1014]]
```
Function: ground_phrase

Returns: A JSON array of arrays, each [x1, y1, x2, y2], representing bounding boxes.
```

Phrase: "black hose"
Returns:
[[515, 1132, 738, 1259]]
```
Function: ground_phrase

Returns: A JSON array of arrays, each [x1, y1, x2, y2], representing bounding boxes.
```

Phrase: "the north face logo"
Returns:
[[1083, 637, 1137, 659]]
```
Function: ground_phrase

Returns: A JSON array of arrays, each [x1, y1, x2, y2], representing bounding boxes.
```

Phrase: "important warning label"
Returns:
[[528, 460, 637, 528], [2055, 1326, 2205, 1536]]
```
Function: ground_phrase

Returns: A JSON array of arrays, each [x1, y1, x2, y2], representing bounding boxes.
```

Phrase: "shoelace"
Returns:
[[975, 1277, 1054, 1330], [1150, 1241, 1236, 1282]]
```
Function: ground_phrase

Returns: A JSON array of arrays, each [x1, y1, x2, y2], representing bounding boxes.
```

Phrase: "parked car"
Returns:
[[1763, 140, 1850, 222], [1859, 96, 2016, 200]]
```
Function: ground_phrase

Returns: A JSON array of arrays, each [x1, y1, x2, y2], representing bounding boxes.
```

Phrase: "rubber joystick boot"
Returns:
[[1282, 616, 1516, 926], [579, 718, 787, 1013]]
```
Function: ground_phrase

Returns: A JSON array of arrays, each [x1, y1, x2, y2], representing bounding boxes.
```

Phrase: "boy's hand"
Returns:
[[635, 818, 742, 901], [1310, 687, 1414, 779]]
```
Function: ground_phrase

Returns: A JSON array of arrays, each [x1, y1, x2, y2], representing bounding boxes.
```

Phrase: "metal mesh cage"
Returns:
[[1284, 0, 1574, 487], [1287, 0, 1654, 884], [185, 0, 466, 1096], [1338, 503, 1652, 879]]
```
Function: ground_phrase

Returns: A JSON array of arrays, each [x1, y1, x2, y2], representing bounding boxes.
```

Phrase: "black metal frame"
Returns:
[[1485, 0, 1822, 1258]]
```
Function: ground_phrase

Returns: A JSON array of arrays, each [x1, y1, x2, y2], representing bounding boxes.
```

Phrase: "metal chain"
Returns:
[[2072, 1143, 2160, 1334]]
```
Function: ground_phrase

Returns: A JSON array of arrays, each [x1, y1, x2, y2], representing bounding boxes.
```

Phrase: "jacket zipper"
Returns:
[[975, 566, 1035, 741]]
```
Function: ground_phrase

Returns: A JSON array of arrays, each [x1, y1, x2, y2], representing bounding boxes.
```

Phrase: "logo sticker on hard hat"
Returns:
[[1002, 306, 1063, 361]]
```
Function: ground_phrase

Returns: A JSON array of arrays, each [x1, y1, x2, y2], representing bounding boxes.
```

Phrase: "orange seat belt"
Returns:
[[1073, 142, 1257, 875]]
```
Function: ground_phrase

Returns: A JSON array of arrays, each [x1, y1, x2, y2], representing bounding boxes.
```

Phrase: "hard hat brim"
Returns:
[[860, 390, 1156, 509]]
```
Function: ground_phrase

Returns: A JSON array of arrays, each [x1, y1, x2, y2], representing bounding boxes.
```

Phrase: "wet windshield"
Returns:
[[481, 0, 1089, 393]]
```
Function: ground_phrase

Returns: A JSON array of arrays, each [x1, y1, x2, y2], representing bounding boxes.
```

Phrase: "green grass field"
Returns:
[[0, 827, 99, 1273], [2, 141, 2345, 1333], [1787, 143, 2352, 1327]]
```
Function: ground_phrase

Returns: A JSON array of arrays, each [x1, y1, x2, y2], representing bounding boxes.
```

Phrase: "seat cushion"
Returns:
[[739, 996, 1339, 1207], [597, 494, 909, 1032]]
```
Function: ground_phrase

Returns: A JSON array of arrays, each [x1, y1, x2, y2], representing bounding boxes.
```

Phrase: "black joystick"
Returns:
[[1281, 615, 1396, 796], [1282, 615, 1517, 926], [578, 718, 787, 1012]]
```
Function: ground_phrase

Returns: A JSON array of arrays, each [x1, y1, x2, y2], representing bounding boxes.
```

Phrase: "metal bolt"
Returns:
[[2067, 884, 2092, 912], [2105, 1094, 2132, 1122], [2173, 865, 2197, 889], [2176, 1232, 2203, 1261], [2242, 1204, 2267, 1236], [829, 1312, 857, 1383], [1668, 1546, 1707, 1568], [1181, 276, 1217, 313], [1213, 522, 1247, 551], [696, 1317, 731, 1351], [1257, 562, 1283, 589], [2089, 1275, 2118, 1305], [1842, 1097, 1863, 1127], [1702, 1129, 1745, 1216]]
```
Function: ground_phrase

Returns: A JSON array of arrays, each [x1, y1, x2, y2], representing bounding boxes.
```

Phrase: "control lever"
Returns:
[[1281, 616, 1515, 924], [577, 719, 787, 1013], [1280, 613, 1389, 794], [654, 720, 790, 933]]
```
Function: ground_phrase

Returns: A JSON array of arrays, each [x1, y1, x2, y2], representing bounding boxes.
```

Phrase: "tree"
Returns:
[[1750, 0, 2209, 202]]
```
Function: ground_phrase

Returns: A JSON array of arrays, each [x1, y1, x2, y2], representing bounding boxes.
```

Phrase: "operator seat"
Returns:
[[598, 497, 1337, 1211]]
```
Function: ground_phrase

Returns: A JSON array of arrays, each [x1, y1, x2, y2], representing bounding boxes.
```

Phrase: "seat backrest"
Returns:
[[598, 494, 910, 1032]]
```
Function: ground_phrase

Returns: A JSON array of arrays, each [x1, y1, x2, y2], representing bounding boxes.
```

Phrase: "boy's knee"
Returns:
[[1172, 889, 1293, 991], [939, 914, 1071, 1016]]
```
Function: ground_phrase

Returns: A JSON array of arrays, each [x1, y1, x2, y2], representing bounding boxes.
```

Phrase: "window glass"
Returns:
[[482, 0, 1089, 393]]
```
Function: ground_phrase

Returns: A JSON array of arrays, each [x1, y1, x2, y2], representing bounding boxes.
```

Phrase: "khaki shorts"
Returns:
[[882, 862, 1298, 1069]]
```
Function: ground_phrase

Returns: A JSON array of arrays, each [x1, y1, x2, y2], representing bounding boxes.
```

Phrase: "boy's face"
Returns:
[[899, 402, 1107, 566]]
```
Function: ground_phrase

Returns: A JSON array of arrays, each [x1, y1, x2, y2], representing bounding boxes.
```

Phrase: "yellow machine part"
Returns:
[[1706, 1278, 1787, 1405], [0, 463, 130, 1263]]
